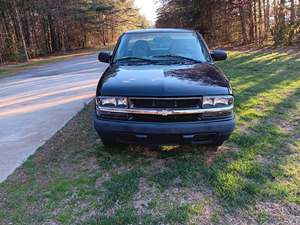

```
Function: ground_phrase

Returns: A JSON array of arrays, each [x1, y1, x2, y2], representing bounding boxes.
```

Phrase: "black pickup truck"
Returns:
[[94, 29, 235, 147]]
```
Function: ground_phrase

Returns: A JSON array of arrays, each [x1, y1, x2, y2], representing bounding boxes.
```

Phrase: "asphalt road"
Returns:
[[0, 53, 107, 182]]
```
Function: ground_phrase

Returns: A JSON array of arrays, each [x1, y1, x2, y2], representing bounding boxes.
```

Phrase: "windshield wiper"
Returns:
[[152, 55, 202, 63], [117, 57, 155, 63]]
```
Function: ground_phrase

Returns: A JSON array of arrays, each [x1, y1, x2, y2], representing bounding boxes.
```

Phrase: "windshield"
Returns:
[[113, 32, 211, 64]]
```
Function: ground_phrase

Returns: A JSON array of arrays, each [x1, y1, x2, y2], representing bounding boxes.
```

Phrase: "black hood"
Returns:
[[97, 63, 230, 97]]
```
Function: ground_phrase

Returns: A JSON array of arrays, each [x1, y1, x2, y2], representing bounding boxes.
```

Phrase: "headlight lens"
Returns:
[[202, 96, 234, 109], [96, 97, 128, 108]]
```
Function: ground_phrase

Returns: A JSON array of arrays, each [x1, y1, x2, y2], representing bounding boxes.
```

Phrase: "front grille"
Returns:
[[202, 111, 233, 120], [98, 97, 233, 122], [130, 114, 202, 122], [129, 98, 201, 109], [127, 97, 202, 122]]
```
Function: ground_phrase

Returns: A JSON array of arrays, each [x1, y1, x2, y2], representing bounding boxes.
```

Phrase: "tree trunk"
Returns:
[[278, 0, 286, 26], [239, 3, 248, 44], [13, 0, 29, 62], [264, 0, 270, 39], [258, 0, 263, 43], [249, 1, 255, 43], [290, 0, 296, 24], [254, 0, 258, 42]]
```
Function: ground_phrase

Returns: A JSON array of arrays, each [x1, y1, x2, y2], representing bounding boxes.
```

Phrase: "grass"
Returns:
[[0, 49, 299, 224]]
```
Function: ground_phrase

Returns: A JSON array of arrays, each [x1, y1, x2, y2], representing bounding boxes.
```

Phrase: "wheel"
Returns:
[[203, 141, 224, 148], [205, 134, 230, 148], [100, 135, 119, 147], [208, 141, 224, 147]]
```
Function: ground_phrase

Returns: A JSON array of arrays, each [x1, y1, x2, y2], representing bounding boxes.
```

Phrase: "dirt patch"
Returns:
[[95, 172, 111, 189], [255, 201, 300, 225], [274, 118, 295, 133], [133, 177, 159, 215], [277, 46, 300, 56], [205, 144, 239, 165], [35, 103, 98, 164], [41, 221, 60, 225], [162, 186, 221, 224]]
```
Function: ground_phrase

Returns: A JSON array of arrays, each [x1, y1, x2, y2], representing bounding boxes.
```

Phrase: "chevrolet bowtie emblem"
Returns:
[[161, 110, 171, 116]]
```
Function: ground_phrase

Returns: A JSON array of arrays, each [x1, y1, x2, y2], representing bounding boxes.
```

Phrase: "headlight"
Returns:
[[96, 96, 128, 108], [202, 95, 234, 109]]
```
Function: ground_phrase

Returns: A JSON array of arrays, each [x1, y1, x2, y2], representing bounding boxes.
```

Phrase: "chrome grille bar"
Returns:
[[97, 105, 234, 116]]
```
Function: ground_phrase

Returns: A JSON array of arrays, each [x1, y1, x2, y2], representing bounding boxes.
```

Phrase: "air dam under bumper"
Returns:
[[94, 114, 236, 145]]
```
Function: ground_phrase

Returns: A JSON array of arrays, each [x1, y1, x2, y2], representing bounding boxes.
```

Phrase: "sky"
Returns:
[[134, 0, 159, 24]]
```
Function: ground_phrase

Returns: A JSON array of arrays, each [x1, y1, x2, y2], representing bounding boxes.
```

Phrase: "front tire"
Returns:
[[208, 141, 224, 147], [203, 140, 224, 148], [100, 135, 119, 147]]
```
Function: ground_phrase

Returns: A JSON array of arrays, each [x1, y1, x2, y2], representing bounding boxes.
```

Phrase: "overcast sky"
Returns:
[[134, 0, 159, 24]]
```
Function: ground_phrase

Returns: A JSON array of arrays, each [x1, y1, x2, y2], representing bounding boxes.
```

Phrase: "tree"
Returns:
[[156, 0, 300, 47], [13, 0, 30, 62], [0, 0, 149, 63]]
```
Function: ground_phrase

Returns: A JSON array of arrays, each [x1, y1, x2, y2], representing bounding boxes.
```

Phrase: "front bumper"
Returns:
[[93, 114, 236, 145]]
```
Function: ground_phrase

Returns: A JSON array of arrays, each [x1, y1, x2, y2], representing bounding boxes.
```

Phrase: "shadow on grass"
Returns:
[[95, 95, 299, 223], [95, 49, 300, 214], [218, 50, 300, 107]]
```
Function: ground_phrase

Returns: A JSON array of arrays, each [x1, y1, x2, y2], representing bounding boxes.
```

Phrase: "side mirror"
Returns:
[[98, 51, 112, 63], [210, 50, 227, 61]]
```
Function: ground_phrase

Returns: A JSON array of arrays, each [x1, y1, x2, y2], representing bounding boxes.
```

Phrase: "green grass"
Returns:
[[165, 204, 193, 224], [0, 49, 299, 224], [102, 170, 142, 207]]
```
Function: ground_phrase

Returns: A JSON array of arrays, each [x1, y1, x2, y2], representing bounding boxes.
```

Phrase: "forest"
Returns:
[[0, 0, 148, 63], [1, 0, 299, 64], [156, 0, 300, 48]]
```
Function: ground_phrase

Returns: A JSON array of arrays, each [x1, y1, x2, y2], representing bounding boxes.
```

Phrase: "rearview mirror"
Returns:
[[210, 50, 227, 61], [98, 51, 112, 63]]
